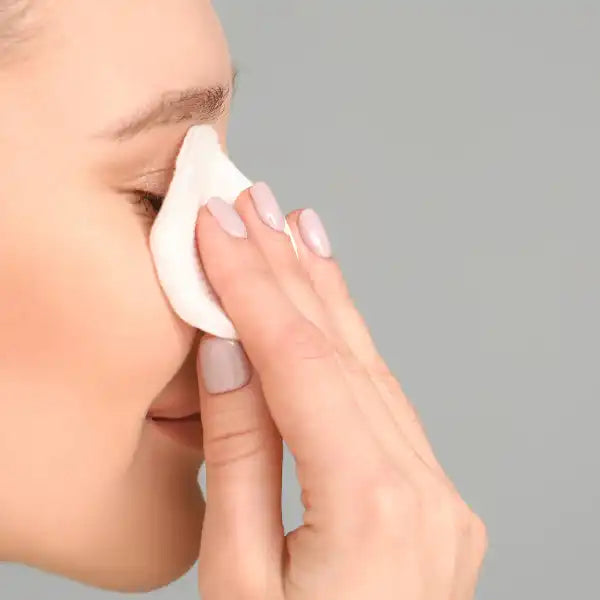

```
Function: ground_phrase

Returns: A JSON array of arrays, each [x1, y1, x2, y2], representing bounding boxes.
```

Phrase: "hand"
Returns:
[[194, 183, 487, 599]]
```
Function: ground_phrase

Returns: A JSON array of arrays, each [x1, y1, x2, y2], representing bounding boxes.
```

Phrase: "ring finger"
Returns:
[[235, 183, 425, 470], [235, 184, 340, 345], [285, 206, 444, 475]]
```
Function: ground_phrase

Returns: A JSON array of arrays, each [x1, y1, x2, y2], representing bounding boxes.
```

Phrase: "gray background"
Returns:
[[2, 1, 598, 598]]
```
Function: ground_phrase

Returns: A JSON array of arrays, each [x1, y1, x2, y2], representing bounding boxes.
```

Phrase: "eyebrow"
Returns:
[[96, 65, 238, 141]]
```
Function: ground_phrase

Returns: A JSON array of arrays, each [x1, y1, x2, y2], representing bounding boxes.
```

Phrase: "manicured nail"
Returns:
[[199, 337, 251, 395], [298, 208, 332, 258], [250, 182, 286, 232], [206, 197, 248, 238]]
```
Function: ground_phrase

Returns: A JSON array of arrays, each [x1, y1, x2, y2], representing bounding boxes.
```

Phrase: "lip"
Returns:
[[146, 414, 203, 453], [147, 408, 201, 420], [145, 332, 204, 452]]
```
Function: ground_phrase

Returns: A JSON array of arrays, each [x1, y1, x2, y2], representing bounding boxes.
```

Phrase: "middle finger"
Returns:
[[236, 184, 427, 471], [235, 184, 340, 345]]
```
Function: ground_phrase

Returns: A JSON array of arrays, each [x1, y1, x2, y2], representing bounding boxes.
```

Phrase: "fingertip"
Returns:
[[198, 336, 251, 396], [234, 187, 254, 215], [195, 201, 212, 239], [285, 208, 304, 224]]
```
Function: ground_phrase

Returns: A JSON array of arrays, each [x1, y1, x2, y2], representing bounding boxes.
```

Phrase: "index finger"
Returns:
[[195, 193, 381, 476]]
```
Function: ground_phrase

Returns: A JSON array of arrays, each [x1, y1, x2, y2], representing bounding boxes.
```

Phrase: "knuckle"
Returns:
[[361, 465, 417, 528], [214, 259, 272, 302], [274, 316, 335, 364], [401, 473, 464, 533], [369, 360, 404, 396], [368, 355, 394, 380], [421, 481, 454, 517], [450, 497, 488, 548], [203, 425, 268, 468], [312, 258, 351, 302], [339, 348, 368, 376], [454, 498, 474, 527], [327, 262, 353, 302], [395, 393, 422, 428], [202, 402, 273, 468], [415, 481, 464, 538], [471, 512, 489, 554]]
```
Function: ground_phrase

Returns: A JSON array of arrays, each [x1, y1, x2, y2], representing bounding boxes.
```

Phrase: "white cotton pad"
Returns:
[[149, 124, 298, 340]]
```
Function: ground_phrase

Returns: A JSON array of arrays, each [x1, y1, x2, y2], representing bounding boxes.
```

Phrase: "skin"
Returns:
[[0, 0, 488, 596], [195, 192, 488, 598], [0, 0, 230, 591]]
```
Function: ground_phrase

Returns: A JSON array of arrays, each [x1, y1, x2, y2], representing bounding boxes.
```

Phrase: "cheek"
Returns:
[[0, 177, 196, 472], [3, 184, 192, 390]]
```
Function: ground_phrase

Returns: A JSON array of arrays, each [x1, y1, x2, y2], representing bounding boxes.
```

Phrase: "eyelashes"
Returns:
[[127, 165, 173, 223], [130, 191, 165, 222]]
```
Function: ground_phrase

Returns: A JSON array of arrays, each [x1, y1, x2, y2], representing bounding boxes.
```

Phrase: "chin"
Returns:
[[32, 482, 206, 593], [85, 430, 206, 592], [83, 497, 205, 593], [17, 483, 205, 593], [19, 426, 207, 593]]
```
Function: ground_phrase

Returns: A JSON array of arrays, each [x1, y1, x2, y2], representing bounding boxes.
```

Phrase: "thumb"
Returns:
[[196, 335, 284, 598]]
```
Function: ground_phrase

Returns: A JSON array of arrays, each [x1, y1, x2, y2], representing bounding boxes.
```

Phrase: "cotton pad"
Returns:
[[149, 124, 298, 340]]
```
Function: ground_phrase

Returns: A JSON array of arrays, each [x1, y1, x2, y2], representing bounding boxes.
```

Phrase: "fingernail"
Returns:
[[250, 182, 286, 232], [199, 337, 251, 395], [206, 197, 248, 238], [298, 208, 332, 258]]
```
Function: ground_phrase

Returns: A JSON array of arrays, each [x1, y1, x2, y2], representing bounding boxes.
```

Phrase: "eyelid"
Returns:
[[137, 166, 173, 184], [131, 166, 174, 197]]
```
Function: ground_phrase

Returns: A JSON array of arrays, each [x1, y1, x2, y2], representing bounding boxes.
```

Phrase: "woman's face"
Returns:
[[0, 0, 233, 591]]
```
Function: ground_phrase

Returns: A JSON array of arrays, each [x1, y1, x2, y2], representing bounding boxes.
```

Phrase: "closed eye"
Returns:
[[131, 190, 165, 221]]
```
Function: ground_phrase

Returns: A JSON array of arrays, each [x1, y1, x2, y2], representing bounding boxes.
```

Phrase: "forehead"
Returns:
[[27, 0, 231, 135]]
